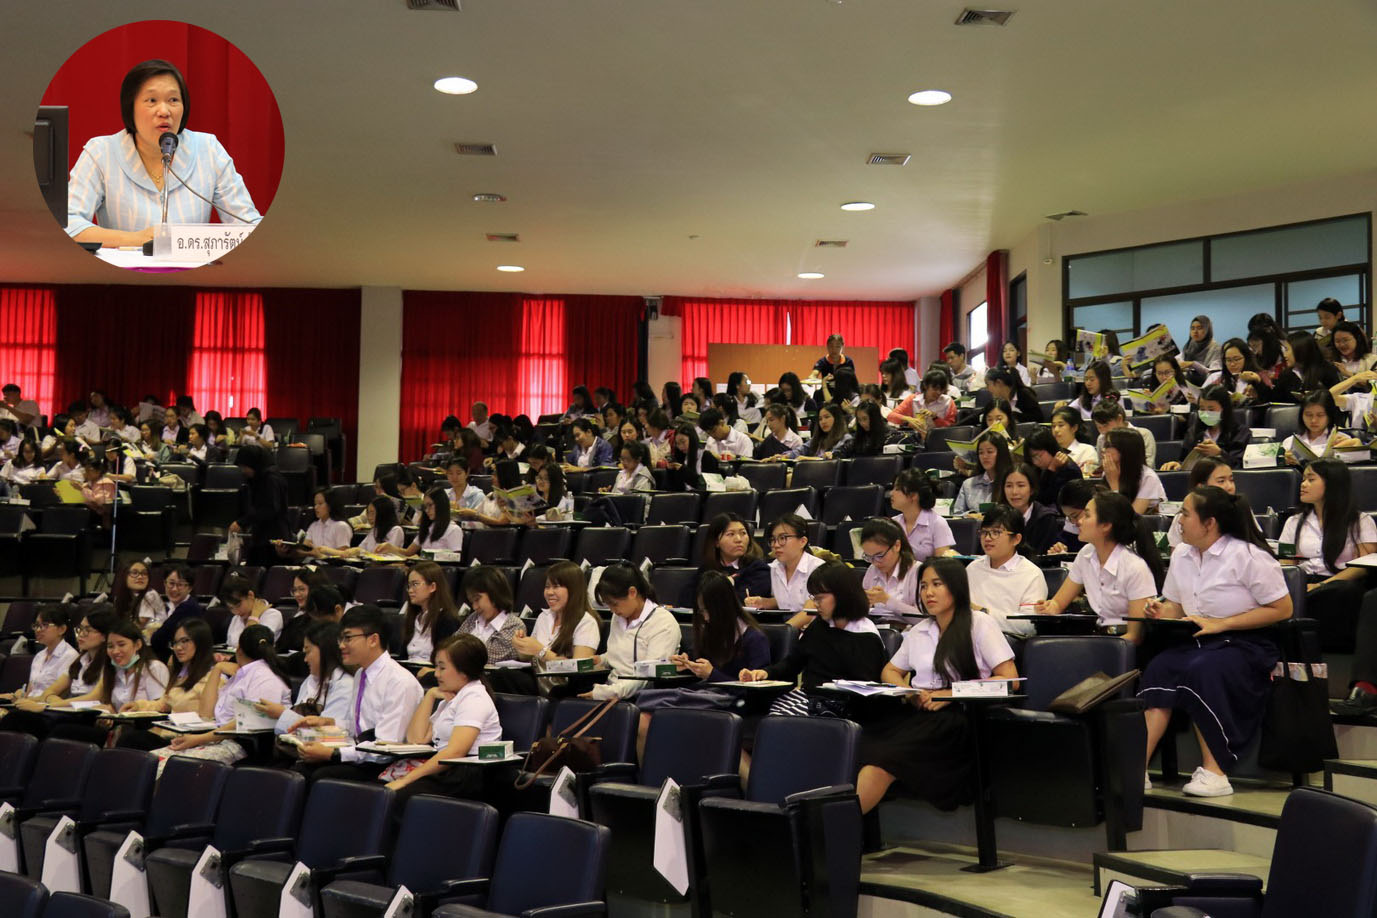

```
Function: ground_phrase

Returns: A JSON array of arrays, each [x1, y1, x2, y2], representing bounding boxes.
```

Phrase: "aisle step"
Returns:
[[1324, 759, 1377, 806], [861, 844, 1097, 918], [1136, 783, 1286, 859], [1092, 848, 1271, 899], [1332, 713, 1377, 759]]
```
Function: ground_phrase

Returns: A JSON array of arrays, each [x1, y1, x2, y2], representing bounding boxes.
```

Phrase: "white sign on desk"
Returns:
[[165, 223, 256, 262]]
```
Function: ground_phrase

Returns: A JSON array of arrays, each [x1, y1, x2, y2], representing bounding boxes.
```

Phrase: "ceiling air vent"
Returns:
[[485, 233, 520, 243], [1044, 210, 1088, 221], [454, 142, 496, 156], [955, 8, 1014, 26], [407, 0, 461, 11], [866, 153, 911, 166], [814, 240, 849, 248]]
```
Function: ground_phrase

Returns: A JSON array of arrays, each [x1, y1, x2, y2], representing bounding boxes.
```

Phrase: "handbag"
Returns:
[[1259, 640, 1337, 773], [1047, 669, 1141, 715], [513, 696, 619, 789]]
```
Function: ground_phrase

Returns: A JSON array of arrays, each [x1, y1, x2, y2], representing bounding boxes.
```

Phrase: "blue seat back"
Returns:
[[494, 693, 551, 750], [486, 814, 610, 916], [1262, 788, 1377, 918], [23, 739, 96, 810], [213, 767, 305, 851], [549, 699, 638, 764], [392, 797, 498, 891], [640, 709, 742, 788], [747, 717, 860, 805], [0, 733, 38, 796], [296, 780, 392, 869], [82, 748, 156, 822], [1023, 636, 1135, 711], [0, 871, 47, 918], [148, 757, 230, 837]]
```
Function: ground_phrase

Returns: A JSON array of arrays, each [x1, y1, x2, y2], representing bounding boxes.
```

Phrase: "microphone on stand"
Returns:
[[152, 132, 179, 256]]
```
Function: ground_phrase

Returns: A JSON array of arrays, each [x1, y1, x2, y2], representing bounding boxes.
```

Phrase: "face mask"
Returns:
[[115, 653, 140, 672], [1064, 521, 1081, 536], [1198, 410, 1221, 427]]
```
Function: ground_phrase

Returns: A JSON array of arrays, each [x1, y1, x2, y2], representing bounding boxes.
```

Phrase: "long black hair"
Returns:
[[1286, 331, 1333, 391], [1297, 459, 1365, 574], [1104, 428, 1148, 502], [974, 430, 1015, 483], [71, 609, 117, 687], [917, 557, 980, 686], [237, 623, 289, 683], [419, 486, 453, 545], [369, 495, 399, 543], [1298, 388, 1343, 438], [594, 561, 657, 605], [303, 620, 346, 707], [1085, 490, 1165, 589], [860, 517, 917, 579], [694, 571, 762, 669], [1188, 486, 1272, 555], [1078, 360, 1117, 412], [811, 403, 849, 455], [851, 401, 888, 456], [168, 618, 216, 692], [1195, 384, 1238, 437], [1218, 337, 1267, 391]]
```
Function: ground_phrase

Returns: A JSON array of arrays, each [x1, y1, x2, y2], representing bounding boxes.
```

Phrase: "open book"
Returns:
[[1122, 326, 1179, 372], [491, 484, 546, 516], [1123, 378, 1182, 413], [1288, 431, 1370, 464]]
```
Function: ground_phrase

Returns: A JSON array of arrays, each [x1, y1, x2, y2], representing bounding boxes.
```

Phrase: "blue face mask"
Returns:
[[114, 653, 140, 672]]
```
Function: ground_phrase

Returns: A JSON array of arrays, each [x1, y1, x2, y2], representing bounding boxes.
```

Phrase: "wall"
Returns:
[[1006, 169, 1377, 353], [646, 313, 682, 397], [356, 286, 402, 479], [916, 295, 940, 367]]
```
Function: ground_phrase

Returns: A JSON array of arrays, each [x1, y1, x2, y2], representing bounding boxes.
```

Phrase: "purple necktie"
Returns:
[[352, 668, 368, 735]]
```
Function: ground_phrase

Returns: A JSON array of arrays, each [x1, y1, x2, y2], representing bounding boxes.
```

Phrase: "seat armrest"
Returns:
[[415, 875, 491, 910], [697, 773, 742, 792], [524, 901, 606, 918], [1178, 873, 1264, 896], [783, 784, 856, 808], [221, 836, 295, 870], [312, 853, 388, 885], [75, 809, 146, 833], [1149, 908, 1209, 918], [586, 763, 638, 784], [141, 824, 216, 852], [14, 801, 80, 822]]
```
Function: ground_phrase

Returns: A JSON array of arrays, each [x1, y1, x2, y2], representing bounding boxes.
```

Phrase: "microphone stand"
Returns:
[[152, 147, 173, 256]]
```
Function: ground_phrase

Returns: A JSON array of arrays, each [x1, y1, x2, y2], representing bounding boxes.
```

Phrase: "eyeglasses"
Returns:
[[861, 545, 894, 564], [164, 579, 188, 589], [406, 581, 426, 590], [337, 631, 369, 646], [170, 638, 192, 649], [31, 622, 51, 633], [768, 534, 800, 546], [74, 626, 92, 636], [809, 592, 832, 603], [1064, 509, 1085, 523], [979, 528, 1009, 540], [127, 570, 149, 578]]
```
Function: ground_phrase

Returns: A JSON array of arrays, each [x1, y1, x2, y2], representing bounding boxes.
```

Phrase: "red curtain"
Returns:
[[663, 297, 790, 385], [263, 288, 361, 481], [0, 287, 58, 421], [519, 297, 567, 420], [789, 300, 917, 382], [939, 289, 956, 357], [985, 251, 1009, 361], [187, 291, 267, 418], [41, 20, 284, 215], [563, 295, 641, 407]]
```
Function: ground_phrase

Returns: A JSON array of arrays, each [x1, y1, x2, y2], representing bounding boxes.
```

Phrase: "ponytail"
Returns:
[[1189, 486, 1271, 556], [238, 623, 289, 682], [1089, 491, 1166, 590]]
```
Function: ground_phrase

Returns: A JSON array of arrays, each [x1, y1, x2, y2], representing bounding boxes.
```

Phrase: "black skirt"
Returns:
[[859, 706, 972, 810]]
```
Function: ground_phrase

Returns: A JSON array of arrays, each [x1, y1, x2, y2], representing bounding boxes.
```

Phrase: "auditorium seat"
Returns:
[[1352, 466, 1377, 513], [702, 489, 759, 523], [911, 450, 957, 471], [646, 491, 702, 526], [20, 507, 92, 595], [845, 455, 904, 487], [630, 524, 692, 565], [278, 445, 316, 506], [0, 872, 46, 918], [922, 425, 974, 453], [759, 622, 798, 666], [830, 521, 865, 561], [1, 600, 39, 638], [1133, 414, 1174, 442], [650, 566, 700, 609], [1264, 404, 1302, 442], [601, 493, 649, 526], [1233, 468, 1300, 514], [464, 527, 520, 565], [514, 562, 555, 615], [0, 733, 39, 803], [7, 739, 97, 872], [791, 459, 842, 491], [40, 892, 127, 918], [197, 465, 245, 531], [354, 566, 405, 607], [948, 516, 980, 555], [821, 484, 884, 527], [1159, 470, 1190, 501], [573, 526, 633, 566], [1154, 440, 1184, 466], [519, 527, 573, 565], [734, 461, 787, 492], [493, 694, 550, 752], [119, 486, 176, 557], [259, 566, 298, 604], [758, 486, 819, 526], [511, 698, 639, 816]]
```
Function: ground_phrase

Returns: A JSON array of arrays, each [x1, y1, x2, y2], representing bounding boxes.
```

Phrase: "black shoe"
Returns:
[[1333, 686, 1377, 716]]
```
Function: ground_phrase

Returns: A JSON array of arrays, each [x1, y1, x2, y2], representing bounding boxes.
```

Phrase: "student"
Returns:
[[726, 372, 762, 426], [1331, 320, 1377, 378], [1179, 315, 1222, 380], [1140, 487, 1291, 797], [230, 444, 290, 566], [339, 496, 404, 557], [664, 423, 710, 490], [819, 367, 861, 414], [697, 407, 752, 461], [994, 341, 1029, 387], [217, 576, 284, 647], [1203, 338, 1273, 404], [1102, 428, 1167, 514], [1091, 400, 1157, 470], [563, 386, 598, 422], [386, 487, 465, 556], [691, 378, 715, 413], [525, 464, 575, 522], [776, 372, 816, 417], [117, 619, 219, 752], [608, 441, 656, 492], [48, 619, 167, 745], [512, 560, 601, 668], [0, 609, 110, 736], [1282, 389, 1363, 464], [457, 566, 526, 664], [838, 402, 888, 458], [1161, 385, 1251, 469], [238, 408, 275, 447], [755, 404, 805, 460], [563, 418, 613, 470], [975, 398, 1018, 443], [942, 343, 982, 393], [1134, 355, 1192, 414], [888, 469, 957, 562], [1315, 297, 1344, 356], [797, 403, 851, 459], [203, 410, 233, 447], [887, 370, 957, 437], [859, 517, 921, 620], [1037, 491, 1163, 638], [257, 620, 355, 734], [739, 561, 888, 715], [1278, 459, 1376, 651], [1046, 479, 1104, 556], [701, 512, 771, 602], [156, 625, 291, 768], [1063, 360, 1117, 421], [291, 605, 426, 781], [1166, 458, 1236, 548], [1024, 429, 1086, 507], [1034, 338, 1073, 382], [745, 513, 827, 618], [1275, 331, 1341, 403], [993, 462, 1061, 555], [2, 439, 45, 486], [290, 488, 353, 558], [878, 359, 912, 405], [174, 424, 224, 465], [113, 560, 165, 628], [102, 439, 138, 484], [952, 431, 1014, 516], [1047, 407, 1098, 475], [813, 334, 855, 379], [671, 571, 770, 691], [643, 410, 673, 467], [2, 604, 77, 701], [855, 557, 1017, 814], [983, 366, 1043, 422], [147, 565, 204, 658], [585, 563, 680, 700], [965, 506, 1047, 638], [49, 439, 84, 483], [1248, 327, 1285, 383], [402, 562, 463, 664], [131, 420, 162, 461]]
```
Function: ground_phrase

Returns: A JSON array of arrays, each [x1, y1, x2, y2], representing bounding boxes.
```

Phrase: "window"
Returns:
[[0, 286, 56, 421], [1064, 214, 1371, 349], [1010, 273, 1028, 356], [968, 301, 988, 371], [188, 291, 266, 416]]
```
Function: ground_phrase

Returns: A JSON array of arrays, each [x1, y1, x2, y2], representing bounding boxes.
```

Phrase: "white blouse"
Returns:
[[532, 610, 601, 653], [1279, 511, 1377, 577], [25, 642, 78, 697], [110, 660, 170, 710], [861, 562, 921, 618], [307, 519, 354, 550], [966, 553, 1048, 637], [1163, 535, 1289, 619], [417, 521, 464, 552], [768, 552, 825, 611], [1068, 543, 1157, 625], [431, 680, 503, 751], [360, 526, 404, 553], [889, 611, 1014, 689]]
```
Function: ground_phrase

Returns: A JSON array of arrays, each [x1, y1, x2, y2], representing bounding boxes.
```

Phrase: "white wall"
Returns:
[[646, 313, 682, 397], [356, 286, 403, 475], [916, 295, 940, 367]]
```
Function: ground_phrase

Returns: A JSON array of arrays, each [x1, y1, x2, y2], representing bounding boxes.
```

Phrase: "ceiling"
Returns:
[[1, 0, 1375, 300]]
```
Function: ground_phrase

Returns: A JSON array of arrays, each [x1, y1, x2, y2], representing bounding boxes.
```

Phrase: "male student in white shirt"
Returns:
[[69, 401, 102, 447], [291, 604, 424, 782], [0, 384, 39, 428], [699, 407, 753, 461], [468, 402, 494, 447]]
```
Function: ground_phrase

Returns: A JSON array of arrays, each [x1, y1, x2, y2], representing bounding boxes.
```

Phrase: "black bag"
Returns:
[[1259, 640, 1337, 774], [583, 496, 624, 527]]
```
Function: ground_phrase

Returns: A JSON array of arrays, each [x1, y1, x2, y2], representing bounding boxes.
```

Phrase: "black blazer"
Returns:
[[1021, 502, 1063, 556], [148, 598, 205, 659], [1180, 416, 1252, 467]]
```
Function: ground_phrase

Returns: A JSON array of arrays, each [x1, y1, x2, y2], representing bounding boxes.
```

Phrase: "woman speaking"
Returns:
[[66, 59, 262, 247]]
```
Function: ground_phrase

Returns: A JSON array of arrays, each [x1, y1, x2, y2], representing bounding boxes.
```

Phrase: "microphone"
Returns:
[[158, 132, 178, 159]]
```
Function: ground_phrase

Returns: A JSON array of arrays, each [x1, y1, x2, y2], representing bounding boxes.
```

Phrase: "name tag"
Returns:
[[164, 223, 256, 262]]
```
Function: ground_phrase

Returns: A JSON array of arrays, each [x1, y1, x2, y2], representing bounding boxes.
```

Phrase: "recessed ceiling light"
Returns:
[[908, 89, 952, 106], [840, 202, 875, 212], [797, 272, 825, 280], [472, 193, 507, 203], [434, 76, 478, 95], [496, 265, 525, 273]]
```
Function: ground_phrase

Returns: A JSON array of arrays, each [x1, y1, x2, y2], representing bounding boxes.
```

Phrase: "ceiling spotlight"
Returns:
[[907, 89, 952, 106], [496, 265, 525, 272], [840, 202, 875, 212], [797, 272, 825, 280], [434, 76, 478, 95], [472, 193, 507, 203]]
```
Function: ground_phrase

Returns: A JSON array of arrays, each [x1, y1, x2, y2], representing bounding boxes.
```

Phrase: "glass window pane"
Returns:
[[1287, 274, 1363, 313], [1067, 241, 1203, 299], [968, 302, 988, 350], [1012, 277, 1027, 321], [1070, 301, 1133, 336], [1211, 216, 1368, 281], [1141, 284, 1275, 347]]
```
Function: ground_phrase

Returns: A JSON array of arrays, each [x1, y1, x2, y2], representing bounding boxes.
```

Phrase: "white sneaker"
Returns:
[[1182, 766, 1233, 797], [1144, 773, 1153, 792]]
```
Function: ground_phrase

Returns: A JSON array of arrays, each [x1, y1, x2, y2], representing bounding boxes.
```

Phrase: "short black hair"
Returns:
[[698, 407, 724, 431], [120, 59, 190, 137], [339, 604, 389, 650], [1090, 400, 1126, 424], [943, 343, 966, 357]]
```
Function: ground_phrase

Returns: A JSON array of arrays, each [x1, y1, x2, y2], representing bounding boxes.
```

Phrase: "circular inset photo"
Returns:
[[35, 20, 284, 272]]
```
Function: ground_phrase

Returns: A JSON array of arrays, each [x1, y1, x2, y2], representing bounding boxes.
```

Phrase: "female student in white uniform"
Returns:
[[48, 619, 170, 746], [3, 604, 77, 701], [1050, 407, 1099, 475], [512, 560, 601, 670], [113, 560, 165, 629], [859, 518, 922, 620], [238, 408, 275, 447], [1102, 428, 1166, 514], [2, 440, 45, 486], [608, 441, 656, 493], [585, 563, 681, 701], [964, 506, 1047, 639], [333, 496, 404, 557], [744, 514, 826, 628], [385, 487, 464, 557], [289, 488, 354, 559], [401, 561, 463, 664], [457, 566, 526, 665], [382, 634, 503, 804], [1280, 389, 1363, 465], [856, 557, 1017, 814], [117, 619, 219, 751], [952, 432, 1014, 516], [888, 469, 958, 563], [1139, 486, 1292, 797], [221, 576, 285, 645], [1278, 459, 1377, 651], [257, 621, 355, 734], [1037, 491, 1163, 639]]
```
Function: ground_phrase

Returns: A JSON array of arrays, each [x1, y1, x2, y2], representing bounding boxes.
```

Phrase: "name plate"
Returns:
[[165, 223, 256, 262], [951, 679, 1010, 698]]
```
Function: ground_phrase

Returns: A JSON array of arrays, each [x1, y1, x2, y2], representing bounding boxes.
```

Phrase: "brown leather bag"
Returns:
[[513, 696, 619, 789], [1047, 669, 1140, 715]]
